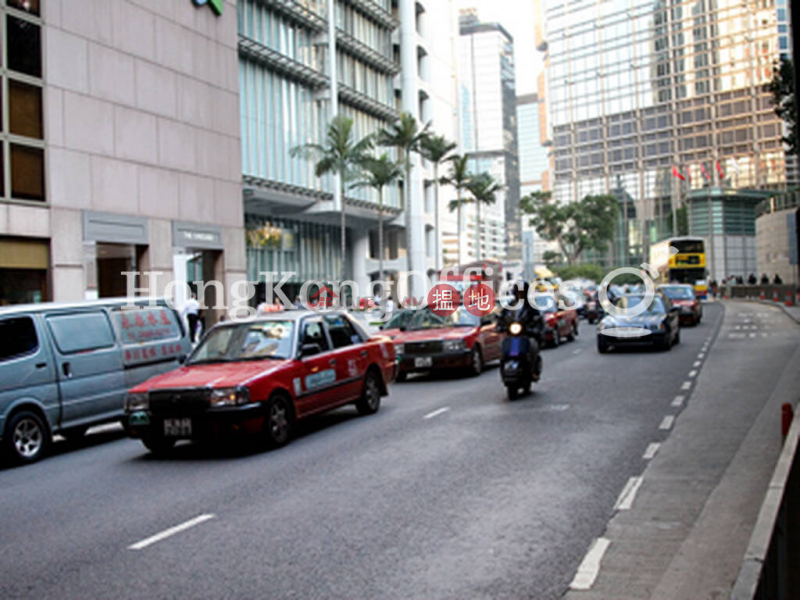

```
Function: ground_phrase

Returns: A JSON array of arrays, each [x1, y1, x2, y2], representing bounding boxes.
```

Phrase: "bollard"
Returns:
[[782, 403, 794, 441], [786, 293, 794, 307], [760, 289, 766, 300], [773, 290, 779, 302]]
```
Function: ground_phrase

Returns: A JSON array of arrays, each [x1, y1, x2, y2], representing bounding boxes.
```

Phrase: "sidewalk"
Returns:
[[567, 301, 800, 600]]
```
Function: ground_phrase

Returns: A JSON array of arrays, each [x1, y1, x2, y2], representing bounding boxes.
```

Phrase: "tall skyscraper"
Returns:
[[539, 0, 790, 267], [457, 10, 521, 263]]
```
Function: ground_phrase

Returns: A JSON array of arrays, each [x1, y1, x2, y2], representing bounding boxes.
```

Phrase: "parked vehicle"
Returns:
[[657, 284, 702, 326], [0, 298, 190, 464], [125, 311, 396, 453], [596, 292, 680, 353], [392, 305, 503, 381]]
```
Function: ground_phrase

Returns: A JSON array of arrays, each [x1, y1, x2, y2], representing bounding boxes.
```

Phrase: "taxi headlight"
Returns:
[[443, 339, 465, 352], [509, 322, 523, 336], [125, 392, 149, 412], [208, 387, 251, 407], [395, 343, 405, 356]]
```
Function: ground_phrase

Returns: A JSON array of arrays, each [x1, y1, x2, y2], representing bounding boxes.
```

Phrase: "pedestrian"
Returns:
[[182, 293, 201, 343], [736, 275, 744, 285], [760, 273, 769, 284], [773, 273, 783, 284], [747, 273, 757, 285], [709, 279, 718, 298]]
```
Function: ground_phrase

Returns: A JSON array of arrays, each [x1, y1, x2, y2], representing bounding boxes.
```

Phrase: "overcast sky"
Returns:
[[458, 0, 544, 96]]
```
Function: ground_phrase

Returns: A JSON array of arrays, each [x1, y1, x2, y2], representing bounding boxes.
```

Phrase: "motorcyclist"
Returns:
[[498, 281, 546, 343]]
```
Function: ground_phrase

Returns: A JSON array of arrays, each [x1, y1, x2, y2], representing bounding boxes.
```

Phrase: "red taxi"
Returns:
[[538, 295, 579, 347], [658, 284, 703, 326], [125, 311, 396, 453], [392, 305, 502, 381]]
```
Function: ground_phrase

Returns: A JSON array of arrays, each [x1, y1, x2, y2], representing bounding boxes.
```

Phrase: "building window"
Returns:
[[1, 2, 44, 203]]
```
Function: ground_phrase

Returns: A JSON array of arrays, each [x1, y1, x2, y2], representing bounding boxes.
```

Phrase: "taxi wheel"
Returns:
[[356, 370, 382, 415], [5, 410, 49, 465], [265, 394, 293, 448], [469, 346, 483, 377], [552, 330, 561, 348], [567, 322, 577, 341]]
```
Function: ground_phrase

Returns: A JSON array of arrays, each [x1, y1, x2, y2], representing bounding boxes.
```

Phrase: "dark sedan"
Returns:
[[596, 293, 680, 353]]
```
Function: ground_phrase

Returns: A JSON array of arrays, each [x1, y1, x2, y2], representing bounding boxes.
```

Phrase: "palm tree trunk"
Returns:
[[340, 179, 347, 286], [456, 190, 462, 265], [378, 187, 384, 287], [433, 164, 440, 274], [476, 200, 481, 261]]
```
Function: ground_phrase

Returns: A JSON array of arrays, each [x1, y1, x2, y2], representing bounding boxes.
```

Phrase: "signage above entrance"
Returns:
[[192, 0, 223, 16]]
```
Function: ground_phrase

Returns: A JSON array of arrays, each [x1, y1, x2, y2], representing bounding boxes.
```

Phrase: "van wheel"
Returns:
[[265, 394, 293, 448], [5, 411, 49, 465], [142, 437, 176, 456], [356, 369, 382, 415]]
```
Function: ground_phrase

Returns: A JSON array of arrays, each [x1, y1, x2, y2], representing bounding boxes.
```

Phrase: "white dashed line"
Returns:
[[681, 381, 692, 390], [573, 349, 582, 355], [698, 353, 705, 359], [129, 514, 215, 551], [570, 538, 611, 590], [643, 443, 660, 460], [693, 361, 702, 367], [660, 415, 675, 430], [749, 333, 757, 338], [688, 370, 698, 378], [614, 476, 644, 510], [423, 407, 450, 420], [672, 395, 685, 407]]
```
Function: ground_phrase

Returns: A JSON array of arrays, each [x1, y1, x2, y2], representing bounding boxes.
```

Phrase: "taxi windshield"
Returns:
[[407, 307, 480, 330], [661, 286, 695, 300], [188, 321, 295, 364]]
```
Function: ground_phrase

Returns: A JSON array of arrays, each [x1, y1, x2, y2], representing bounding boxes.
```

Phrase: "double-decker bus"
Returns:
[[650, 236, 708, 299]]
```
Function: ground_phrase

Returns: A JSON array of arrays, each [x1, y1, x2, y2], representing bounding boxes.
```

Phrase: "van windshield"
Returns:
[[187, 321, 295, 364]]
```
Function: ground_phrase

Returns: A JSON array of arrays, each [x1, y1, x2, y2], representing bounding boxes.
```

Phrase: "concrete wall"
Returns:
[[41, 0, 244, 303], [757, 208, 799, 285]]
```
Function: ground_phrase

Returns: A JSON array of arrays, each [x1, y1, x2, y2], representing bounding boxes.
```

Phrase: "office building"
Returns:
[[539, 0, 790, 268], [0, 0, 245, 315], [457, 9, 521, 263]]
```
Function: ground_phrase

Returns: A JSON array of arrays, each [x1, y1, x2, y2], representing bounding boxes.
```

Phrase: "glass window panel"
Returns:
[[9, 79, 42, 139], [11, 143, 44, 201], [7, 15, 41, 77], [6, 0, 39, 15]]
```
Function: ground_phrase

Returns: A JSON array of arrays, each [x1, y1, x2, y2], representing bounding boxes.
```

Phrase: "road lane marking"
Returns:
[[672, 395, 685, 407], [572, 349, 582, 355], [688, 370, 698, 378], [693, 361, 702, 367], [643, 443, 660, 460], [681, 381, 692, 390], [423, 407, 450, 420], [698, 353, 705, 359], [614, 476, 644, 510], [129, 514, 215, 550], [660, 415, 675, 430], [749, 333, 757, 338], [570, 537, 611, 590]]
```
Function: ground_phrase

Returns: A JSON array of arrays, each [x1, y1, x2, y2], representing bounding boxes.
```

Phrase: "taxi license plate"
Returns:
[[163, 418, 192, 437], [414, 357, 433, 368]]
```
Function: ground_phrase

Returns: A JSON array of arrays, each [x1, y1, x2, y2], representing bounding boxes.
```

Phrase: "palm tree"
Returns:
[[441, 155, 472, 264], [352, 154, 403, 287], [419, 134, 456, 272], [290, 115, 373, 283], [465, 173, 501, 262], [377, 112, 430, 268]]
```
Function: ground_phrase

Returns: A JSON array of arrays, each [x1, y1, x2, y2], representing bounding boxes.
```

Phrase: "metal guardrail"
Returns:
[[730, 411, 800, 600]]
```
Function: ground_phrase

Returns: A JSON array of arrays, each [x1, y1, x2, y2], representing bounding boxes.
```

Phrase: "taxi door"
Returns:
[[293, 319, 343, 416], [323, 315, 367, 404]]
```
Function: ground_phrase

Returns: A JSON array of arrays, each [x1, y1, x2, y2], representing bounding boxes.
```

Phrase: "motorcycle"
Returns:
[[501, 318, 543, 400]]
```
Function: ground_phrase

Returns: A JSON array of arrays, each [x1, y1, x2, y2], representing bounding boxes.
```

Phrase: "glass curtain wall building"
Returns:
[[237, 0, 402, 294], [540, 0, 790, 268], [458, 11, 521, 263]]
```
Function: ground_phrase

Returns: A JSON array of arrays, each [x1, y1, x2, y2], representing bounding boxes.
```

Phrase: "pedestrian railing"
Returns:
[[730, 410, 800, 600]]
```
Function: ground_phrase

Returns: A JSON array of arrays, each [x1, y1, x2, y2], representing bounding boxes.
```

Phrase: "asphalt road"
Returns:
[[0, 304, 724, 599]]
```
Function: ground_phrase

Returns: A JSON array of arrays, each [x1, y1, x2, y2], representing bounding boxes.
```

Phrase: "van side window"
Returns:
[[0, 317, 38, 361], [47, 312, 115, 354]]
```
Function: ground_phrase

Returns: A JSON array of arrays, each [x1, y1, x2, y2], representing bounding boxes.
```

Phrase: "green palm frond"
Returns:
[[420, 134, 457, 164]]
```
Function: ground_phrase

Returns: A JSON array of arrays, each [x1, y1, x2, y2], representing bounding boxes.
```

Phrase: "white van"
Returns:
[[0, 298, 191, 465]]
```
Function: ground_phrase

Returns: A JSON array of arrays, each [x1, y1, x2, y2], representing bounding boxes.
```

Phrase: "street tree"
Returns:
[[419, 134, 457, 270], [520, 191, 619, 266], [465, 173, 502, 262], [442, 155, 472, 264], [290, 115, 374, 283], [353, 153, 404, 289], [768, 58, 797, 156]]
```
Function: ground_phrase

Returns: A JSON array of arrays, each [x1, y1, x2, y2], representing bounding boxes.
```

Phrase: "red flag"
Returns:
[[700, 163, 711, 181], [715, 160, 725, 179], [672, 166, 686, 181]]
